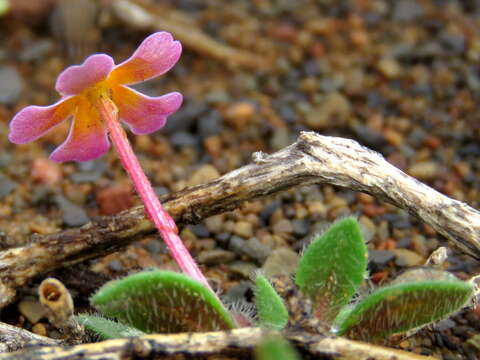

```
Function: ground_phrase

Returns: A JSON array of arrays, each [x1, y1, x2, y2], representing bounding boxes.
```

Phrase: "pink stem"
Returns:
[[97, 98, 213, 293]]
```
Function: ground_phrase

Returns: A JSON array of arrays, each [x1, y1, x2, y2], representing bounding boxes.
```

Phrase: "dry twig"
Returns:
[[0, 327, 434, 360], [109, 0, 266, 69], [1, 131, 479, 308]]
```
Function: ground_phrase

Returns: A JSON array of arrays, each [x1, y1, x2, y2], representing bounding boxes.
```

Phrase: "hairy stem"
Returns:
[[97, 98, 212, 292]]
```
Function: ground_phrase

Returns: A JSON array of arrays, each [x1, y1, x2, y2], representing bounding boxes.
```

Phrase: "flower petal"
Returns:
[[8, 96, 77, 144], [112, 85, 182, 135], [50, 98, 110, 162], [109, 32, 181, 85], [55, 54, 114, 96]]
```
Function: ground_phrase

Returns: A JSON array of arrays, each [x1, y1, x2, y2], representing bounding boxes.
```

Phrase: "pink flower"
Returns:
[[9, 32, 183, 162]]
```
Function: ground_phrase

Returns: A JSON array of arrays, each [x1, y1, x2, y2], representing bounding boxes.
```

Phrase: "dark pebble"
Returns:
[[369, 250, 395, 266], [229, 235, 247, 254], [460, 143, 480, 157], [259, 200, 282, 223], [108, 259, 123, 272], [302, 60, 320, 77], [170, 132, 200, 147], [0, 174, 16, 199], [197, 249, 235, 265], [188, 224, 210, 238], [352, 125, 386, 150], [276, 104, 298, 123], [381, 213, 411, 229], [71, 159, 106, 183], [197, 109, 222, 138], [0, 154, 11, 169], [0, 66, 23, 105], [242, 238, 272, 263], [144, 239, 165, 254], [19, 39, 53, 61], [162, 101, 207, 134], [452, 325, 473, 337], [54, 195, 89, 227], [70, 172, 101, 184], [222, 281, 252, 303], [393, 0, 424, 22], [441, 33, 465, 55], [215, 232, 231, 244], [396, 237, 411, 248], [367, 91, 387, 107], [291, 219, 310, 237], [436, 319, 456, 331], [407, 128, 426, 148], [153, 186, 169, 197], [31, 186, 53, 205]]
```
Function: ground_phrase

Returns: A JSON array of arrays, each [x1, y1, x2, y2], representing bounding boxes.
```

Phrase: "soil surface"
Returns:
[[1, 0, 480, 359]]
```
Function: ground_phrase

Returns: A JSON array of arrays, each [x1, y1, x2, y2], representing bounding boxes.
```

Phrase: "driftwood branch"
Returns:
[[0, 327, 434, 360], [0, 131, 479, 309]]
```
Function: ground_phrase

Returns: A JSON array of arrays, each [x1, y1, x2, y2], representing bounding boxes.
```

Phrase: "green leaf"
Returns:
[[77, 314, 145, 339], [255, 275, 289, 330], [91, 270, 236, 333], [0, 0, 10, 17], [295, 217, 367, 323], [335, 271, 474, 342], [256, 336, 300, 360]]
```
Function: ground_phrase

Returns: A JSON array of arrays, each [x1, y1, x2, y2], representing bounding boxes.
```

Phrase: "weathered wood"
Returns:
[[1, 328, 433, 360], [0, 322, 60, 353], [0, 131, 479, 308]]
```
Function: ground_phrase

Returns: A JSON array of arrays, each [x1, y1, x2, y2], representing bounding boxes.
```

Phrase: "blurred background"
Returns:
[[1, 1, 480, 358]]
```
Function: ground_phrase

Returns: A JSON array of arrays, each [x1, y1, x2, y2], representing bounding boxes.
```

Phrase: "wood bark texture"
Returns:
[[1, 328, 434, 360]]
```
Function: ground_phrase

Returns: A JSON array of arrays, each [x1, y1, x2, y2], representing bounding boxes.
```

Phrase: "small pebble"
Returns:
[[54, 194, 89, 227], [229, 235, 247, 254], [393, 248, 425, 267], [0, 174, 16, 199], [304, 92, 351, 130], [243, 237, 272, 263], [0, 66, 23, 104], [369, 250, 395, 266], [96, 185, 134, 216], [31, 158, 62, 186], [186, 164, 220, 187], [233, 221, 254, 238], [32, 323, 48, 337], [18, 298, 47, 324], [108, 259, 123, 272], [272, 219, 293, 236], [205, 215, 224, 233], [226, 102, 256, 130], [377, 57, 401, 79], [393, 0, 424, 22], [291, 218, 310, 237], [262, 247, 299, 277], [188, 224, 210, 238], [408, 161, 439, 181], [229, 261, 258, 279], [197, 249, 235, 265]]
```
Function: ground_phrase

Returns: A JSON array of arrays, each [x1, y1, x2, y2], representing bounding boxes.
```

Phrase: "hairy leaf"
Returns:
[[255, 275, 289, 330], [77, 314, 145, 339], [295, 217, 367, 323], [91, 270, 236, 333], [335, 273, 474, 342], [256, 336, 300, 360]]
